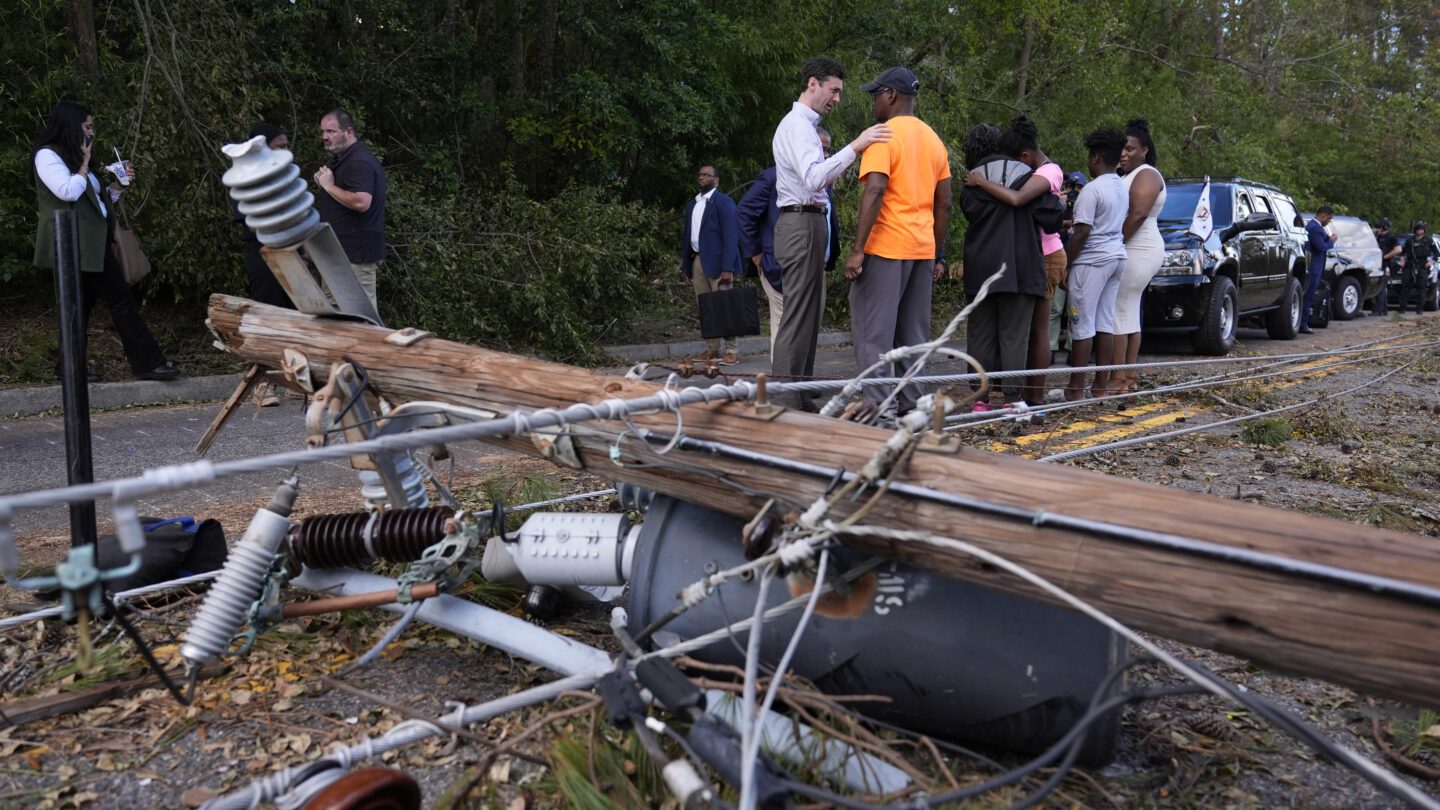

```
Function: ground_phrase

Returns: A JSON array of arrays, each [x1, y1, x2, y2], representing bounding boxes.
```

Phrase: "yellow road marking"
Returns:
[[1005, 401, 1171, 447], [985, 344, 1369, 457], [1014, 407, 1204, 457]]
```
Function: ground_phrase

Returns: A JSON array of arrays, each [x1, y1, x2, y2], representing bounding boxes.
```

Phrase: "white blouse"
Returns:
[[34, 148, 107, 218]]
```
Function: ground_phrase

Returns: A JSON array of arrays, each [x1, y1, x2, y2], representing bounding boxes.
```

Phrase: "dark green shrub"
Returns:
[[384, 177, 672, 362]]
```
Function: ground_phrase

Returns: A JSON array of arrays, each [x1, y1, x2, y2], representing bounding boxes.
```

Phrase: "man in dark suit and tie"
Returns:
[[681, 164, 743, 364], [737, 130, 841, 358]]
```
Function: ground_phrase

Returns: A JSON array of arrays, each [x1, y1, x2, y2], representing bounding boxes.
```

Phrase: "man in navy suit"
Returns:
[[681, 164, 743, 363], [736, 131, 841, 357]]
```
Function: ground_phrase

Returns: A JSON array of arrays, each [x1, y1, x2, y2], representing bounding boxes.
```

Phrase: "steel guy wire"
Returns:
[[3, 337, 1434, 524], [889, 334, 1440, 386], [1041, 358, 1418, 462], [941, 328, 1438, 428]]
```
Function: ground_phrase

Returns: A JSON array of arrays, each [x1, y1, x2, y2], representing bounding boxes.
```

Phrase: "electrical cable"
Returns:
[[818, 522, 1440, 810], [0, 570, 221, 631], [948, 343, 1416, 432], [743, 548, 830, 800], [780, 684, 1206, 810], [205, 668, 607, 810], [830, 271, 1004, 421], [737, 563, 776, 810], [101, 591, 192, 706], [348, 599, 423, 670], [1041, 357, 1416, 461], [8, 335, 1434, 526], [657, 433, 1440, 608]]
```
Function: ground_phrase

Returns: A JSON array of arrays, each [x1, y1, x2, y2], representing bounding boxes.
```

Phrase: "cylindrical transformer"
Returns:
[[490, 512, 637, 587], [626, 495, 1128, 766]]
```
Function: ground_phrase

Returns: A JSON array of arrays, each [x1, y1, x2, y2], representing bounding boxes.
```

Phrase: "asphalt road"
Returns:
[[0, 311, 1413, 544]]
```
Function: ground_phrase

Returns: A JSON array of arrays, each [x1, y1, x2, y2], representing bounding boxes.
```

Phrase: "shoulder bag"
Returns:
[[112, 201, 152, 285]]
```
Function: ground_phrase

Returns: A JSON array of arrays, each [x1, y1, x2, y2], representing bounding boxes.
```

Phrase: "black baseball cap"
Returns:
[[863, 66, 920, 95]]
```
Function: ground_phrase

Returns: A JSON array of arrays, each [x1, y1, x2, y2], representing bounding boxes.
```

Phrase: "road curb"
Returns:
[[0, 374, 243, 419], [603, 331, 851, 363]]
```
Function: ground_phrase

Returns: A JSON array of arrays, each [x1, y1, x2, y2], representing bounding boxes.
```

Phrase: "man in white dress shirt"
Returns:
[[770, 56, 892, 408]]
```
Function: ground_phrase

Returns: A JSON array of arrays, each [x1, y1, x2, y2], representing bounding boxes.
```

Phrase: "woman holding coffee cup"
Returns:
[[31, 100, 179, 382]]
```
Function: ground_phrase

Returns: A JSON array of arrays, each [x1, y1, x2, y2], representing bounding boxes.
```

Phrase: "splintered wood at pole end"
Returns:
[[206, 293, 1440, 709]]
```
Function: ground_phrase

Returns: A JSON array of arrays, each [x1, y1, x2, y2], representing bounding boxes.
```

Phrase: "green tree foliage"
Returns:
[[2, 0, 1438, 356]]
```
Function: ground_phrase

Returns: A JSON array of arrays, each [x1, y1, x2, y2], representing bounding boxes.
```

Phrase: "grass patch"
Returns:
[[1292, 404, 1362, 443], [1240, 417, 1293, 447], [48, 642, 140, 693]]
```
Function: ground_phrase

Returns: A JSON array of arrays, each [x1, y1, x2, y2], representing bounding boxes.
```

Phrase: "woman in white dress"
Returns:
[[1109, 118, 1166, 395]]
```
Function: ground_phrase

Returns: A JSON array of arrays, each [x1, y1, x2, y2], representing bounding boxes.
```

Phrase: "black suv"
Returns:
[[1143, 178, 1308, 355]]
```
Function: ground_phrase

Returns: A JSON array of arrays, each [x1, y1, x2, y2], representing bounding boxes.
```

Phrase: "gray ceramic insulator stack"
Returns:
[[221, 135, 320, 247]]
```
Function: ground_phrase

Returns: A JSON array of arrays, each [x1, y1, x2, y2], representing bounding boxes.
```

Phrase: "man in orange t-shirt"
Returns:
[[846, 66, 952, 415]]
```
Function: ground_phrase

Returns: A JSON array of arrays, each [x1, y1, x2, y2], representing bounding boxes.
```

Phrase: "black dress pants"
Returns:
[[57, 236, 166, 376], [243, 241, 294, 309]]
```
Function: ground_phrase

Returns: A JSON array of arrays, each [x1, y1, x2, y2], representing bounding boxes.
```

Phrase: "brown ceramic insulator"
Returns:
[[287, 507, 453, 569], [303, 767, 421, 810]]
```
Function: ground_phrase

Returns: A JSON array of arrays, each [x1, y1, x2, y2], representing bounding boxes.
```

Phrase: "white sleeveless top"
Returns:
[[1121, 164, 1166, 253]]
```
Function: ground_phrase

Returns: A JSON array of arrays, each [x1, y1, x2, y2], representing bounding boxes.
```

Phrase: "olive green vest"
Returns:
[[34, 164, 109, 274]]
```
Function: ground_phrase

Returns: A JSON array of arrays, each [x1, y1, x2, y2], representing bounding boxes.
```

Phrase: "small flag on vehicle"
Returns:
[[1188, 177, 1213, 241]]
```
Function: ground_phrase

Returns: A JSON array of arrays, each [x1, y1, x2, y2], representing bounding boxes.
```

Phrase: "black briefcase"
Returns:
[[697, 285, 761, 339]]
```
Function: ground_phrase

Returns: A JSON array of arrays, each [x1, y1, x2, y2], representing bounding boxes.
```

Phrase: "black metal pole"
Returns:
[[54, 208, 97, 548]]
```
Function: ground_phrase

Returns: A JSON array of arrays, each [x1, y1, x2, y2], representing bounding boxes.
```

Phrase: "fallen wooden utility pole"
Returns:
[[207, 294, 1440, 708]]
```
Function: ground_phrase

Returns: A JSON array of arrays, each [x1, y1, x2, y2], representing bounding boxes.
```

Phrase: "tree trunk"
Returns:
[[205, 294, 1440, 709], [1016, 19, 1036, 105], [67, 0, 99, 84]]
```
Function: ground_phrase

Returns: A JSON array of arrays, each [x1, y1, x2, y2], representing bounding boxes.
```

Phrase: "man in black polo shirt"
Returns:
[[314, 109, 386, 307]]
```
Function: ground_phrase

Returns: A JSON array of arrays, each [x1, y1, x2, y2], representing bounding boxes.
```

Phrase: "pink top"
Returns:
[[1035, 162, 1064, 255]]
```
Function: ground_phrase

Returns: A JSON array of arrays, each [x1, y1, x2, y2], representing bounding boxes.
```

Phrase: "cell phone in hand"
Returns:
[[84, 135, 93, 148]]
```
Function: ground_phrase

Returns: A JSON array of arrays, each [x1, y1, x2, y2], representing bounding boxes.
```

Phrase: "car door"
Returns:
[[1250, 193, 1288, 284], [1271, 196, 1307, 278], [1232, 190, 1273, 310]]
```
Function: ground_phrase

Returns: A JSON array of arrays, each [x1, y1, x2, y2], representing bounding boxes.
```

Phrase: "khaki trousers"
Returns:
[[352, 261, 380, 309], [759, 271, 783, 356], [690, 257, 737, 355]]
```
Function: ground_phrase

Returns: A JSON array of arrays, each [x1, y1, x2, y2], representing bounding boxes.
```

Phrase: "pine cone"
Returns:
[[1185, 712, 1238, 742]]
